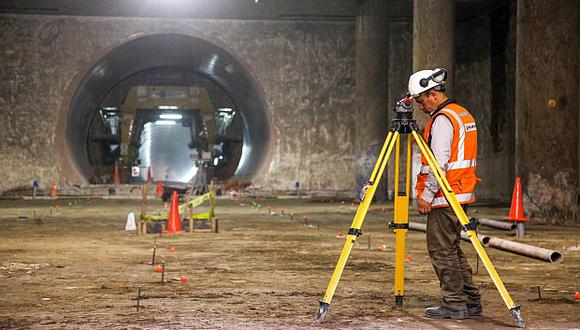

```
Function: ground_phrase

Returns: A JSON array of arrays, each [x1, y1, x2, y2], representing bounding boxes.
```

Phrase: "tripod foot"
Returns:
[[510, 305, 526, 328], [395, 296, 403, 309], [316, 301, 329, 323]]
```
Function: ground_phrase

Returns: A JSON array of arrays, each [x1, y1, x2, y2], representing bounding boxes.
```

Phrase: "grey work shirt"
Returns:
[[421, 111, 453, 204]]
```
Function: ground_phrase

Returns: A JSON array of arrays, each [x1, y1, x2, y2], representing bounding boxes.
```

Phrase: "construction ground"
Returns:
[[0, 197, 578, 329]]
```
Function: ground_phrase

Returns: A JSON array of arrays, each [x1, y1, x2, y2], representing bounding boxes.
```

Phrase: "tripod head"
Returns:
[[390, 93, 419, 134]]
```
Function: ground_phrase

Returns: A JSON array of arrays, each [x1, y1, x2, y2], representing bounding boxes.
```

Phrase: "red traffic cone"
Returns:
[[506, 177, 528, 222], [156, 180, 163, 198], [147, 167, 153, 185], [113, 164, 121, 185], [49, 182, 58, 198], [165, 191, 183, 234]]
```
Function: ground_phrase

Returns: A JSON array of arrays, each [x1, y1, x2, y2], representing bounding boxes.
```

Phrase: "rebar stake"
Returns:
[[136, 286, 141, 311], [151, 245, 157, 266]]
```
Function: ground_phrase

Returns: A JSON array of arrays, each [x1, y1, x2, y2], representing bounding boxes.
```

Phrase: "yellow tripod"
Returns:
[[316, 98, 525, 328]]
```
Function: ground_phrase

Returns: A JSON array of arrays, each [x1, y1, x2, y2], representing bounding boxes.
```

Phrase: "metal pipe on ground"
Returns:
[[487, 237, 562, 264], [408, 222, 490, 247], [408, 222, 562, 264], [473, 217, 516, 231]]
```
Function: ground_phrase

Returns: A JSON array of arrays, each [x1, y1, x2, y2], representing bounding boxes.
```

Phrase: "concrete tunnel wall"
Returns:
[[0, 14, 358, 194]]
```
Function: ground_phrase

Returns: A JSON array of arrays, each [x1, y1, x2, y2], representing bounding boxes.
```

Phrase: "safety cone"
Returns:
[[156, 180, 163, 198], [49, 182, 58, 198], [125, 212, 136, 231], [165, 191, 183, 234], [147, 167, 153, 185], [506, 177, 528, 222], [114, 164, 121, 185]]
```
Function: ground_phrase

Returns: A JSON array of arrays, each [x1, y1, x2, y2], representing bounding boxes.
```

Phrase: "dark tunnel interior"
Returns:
[[66, 33, 270, 185]]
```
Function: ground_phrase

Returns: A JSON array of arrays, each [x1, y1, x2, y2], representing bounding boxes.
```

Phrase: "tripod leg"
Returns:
[[411, 131, 525, 328], [392, 134, 412, 309], [316, 131, 399, 323]]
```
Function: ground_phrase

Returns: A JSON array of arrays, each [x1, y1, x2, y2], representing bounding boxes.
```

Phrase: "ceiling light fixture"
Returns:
[[159, 113, 183, 120]]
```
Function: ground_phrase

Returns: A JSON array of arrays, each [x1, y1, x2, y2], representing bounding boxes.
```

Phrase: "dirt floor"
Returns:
[[0, 196, 578, 329]]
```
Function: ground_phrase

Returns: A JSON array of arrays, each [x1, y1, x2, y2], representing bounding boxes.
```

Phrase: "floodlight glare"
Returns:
[[158, 105, 179, 110], [159, 113, 183, 120], [155, 120, 177, 126]]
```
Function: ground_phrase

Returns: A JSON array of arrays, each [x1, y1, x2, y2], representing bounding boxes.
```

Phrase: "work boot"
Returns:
[[425, 306, 468, 320], [467, 303, 483, 316]]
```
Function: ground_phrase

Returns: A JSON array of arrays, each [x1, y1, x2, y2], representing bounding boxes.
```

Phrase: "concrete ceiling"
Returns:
[[0, 0, 502, 22]]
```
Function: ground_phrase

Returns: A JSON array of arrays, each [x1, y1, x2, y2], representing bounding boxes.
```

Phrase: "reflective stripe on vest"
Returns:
[[420, 159, 477, 174], [431, 193, 475, 207]]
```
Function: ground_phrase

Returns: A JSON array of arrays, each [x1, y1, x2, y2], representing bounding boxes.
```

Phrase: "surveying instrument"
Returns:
[[315, 95, 526, 328]]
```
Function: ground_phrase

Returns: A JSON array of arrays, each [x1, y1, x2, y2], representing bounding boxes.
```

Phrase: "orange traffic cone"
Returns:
[[156, 180, 163, 198], [113, 164, 121, 185], [49, 182, 58, 198], [506, 177, 528, 222], [147, 167, 153, 185], [165, 191, 183, 234]]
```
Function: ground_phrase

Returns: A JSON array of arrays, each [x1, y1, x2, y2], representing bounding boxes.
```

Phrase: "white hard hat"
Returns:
[[408, 68, 447, 97]]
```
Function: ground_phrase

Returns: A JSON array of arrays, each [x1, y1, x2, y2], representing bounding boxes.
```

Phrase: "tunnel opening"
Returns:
[[87, 67, 243, 185], [66, 33, 270, 187]]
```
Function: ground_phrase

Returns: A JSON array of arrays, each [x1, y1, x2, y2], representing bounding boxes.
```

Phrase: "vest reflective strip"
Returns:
[[431, 192, 475, 207], [441, 108, 466, 161], [445, 159, 477, 171], [419, 157, 476, 175]]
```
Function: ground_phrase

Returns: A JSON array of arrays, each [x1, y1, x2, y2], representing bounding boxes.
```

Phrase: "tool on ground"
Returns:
[[316, 96, 525, 328]]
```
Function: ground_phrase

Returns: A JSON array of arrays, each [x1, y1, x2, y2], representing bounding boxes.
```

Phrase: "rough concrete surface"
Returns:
[[0, 14, 357, 193], [0, 197, 578, 329], [515, 0, 578, 223]]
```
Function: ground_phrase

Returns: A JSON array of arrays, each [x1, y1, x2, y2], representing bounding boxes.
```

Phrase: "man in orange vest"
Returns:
[[408, 68, 482, 320]]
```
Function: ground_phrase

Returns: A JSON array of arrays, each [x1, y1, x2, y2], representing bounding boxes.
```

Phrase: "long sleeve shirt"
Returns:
[[421, 113, 453, 204]]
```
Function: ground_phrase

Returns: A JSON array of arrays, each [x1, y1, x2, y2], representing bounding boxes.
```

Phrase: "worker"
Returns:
[[409, 68, 482, 320]]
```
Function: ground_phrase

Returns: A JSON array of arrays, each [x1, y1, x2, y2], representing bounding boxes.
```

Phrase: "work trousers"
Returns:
[[426, 205, 481, 309]]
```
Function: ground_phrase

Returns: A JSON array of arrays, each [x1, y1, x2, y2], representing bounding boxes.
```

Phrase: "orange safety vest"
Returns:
[[416, 102, 479, 208]]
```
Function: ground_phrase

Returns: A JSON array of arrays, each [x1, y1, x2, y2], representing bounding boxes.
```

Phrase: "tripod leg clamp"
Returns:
[[388, 222, 409, 230], [357, 181, 373, 202], [462, 223, 474, 232], [347, 228, 363, 237]]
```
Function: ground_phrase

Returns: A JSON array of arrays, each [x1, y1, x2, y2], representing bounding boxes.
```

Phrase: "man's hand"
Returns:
[[417, 198, 432, 214]]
